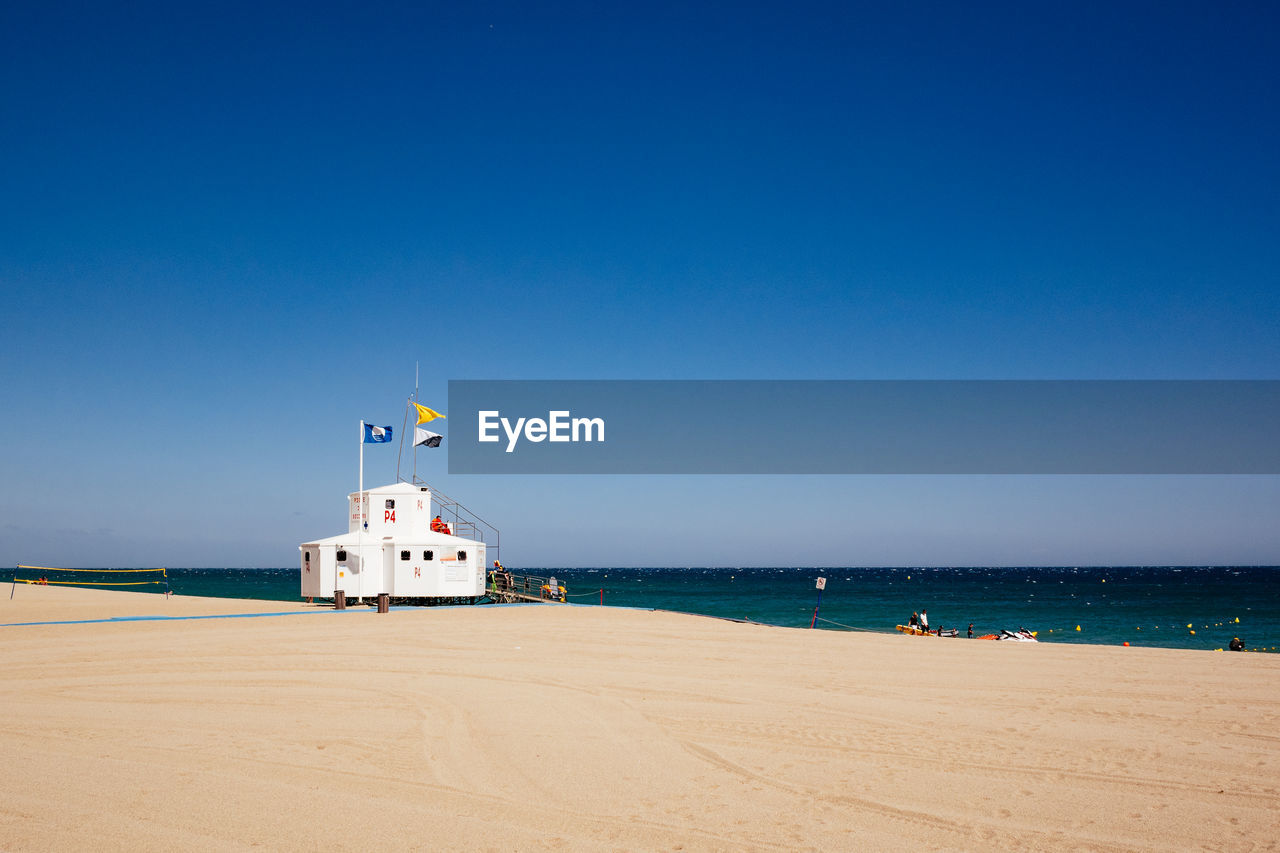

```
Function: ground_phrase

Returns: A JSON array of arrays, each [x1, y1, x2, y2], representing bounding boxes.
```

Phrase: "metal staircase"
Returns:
[[406, 476, 501, 564]]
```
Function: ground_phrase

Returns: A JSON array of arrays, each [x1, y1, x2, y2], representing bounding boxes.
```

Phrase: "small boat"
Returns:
[[998, 628, 1039, 642], [895, 625, 958, 637]]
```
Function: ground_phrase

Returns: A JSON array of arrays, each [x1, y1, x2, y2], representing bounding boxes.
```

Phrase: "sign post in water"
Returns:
[[810, 576, 827, 628]]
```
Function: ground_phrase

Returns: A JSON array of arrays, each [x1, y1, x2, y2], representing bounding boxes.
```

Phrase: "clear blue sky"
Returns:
[[2, 1, 1277, 567]]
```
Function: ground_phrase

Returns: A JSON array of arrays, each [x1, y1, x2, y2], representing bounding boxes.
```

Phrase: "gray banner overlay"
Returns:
[[447, 380, 1280, 474]]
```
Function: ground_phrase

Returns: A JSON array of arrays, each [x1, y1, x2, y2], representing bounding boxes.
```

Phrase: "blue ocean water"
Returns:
[[11, 566, 1278, 652]]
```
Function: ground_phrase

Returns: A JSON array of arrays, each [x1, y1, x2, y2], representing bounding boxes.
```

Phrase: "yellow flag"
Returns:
[[414, 402, 445, 424]]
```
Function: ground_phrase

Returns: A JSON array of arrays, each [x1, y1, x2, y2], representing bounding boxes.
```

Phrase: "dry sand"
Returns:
[[1, 585, 1277, 851]]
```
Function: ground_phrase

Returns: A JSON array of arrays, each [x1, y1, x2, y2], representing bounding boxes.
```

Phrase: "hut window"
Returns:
[[336, 550, 347, 562], [457, 550, 467, 561], [385, 499, 395, 509], [304, 551, 310, 562], [423, 550, 433, 561], [400, 550, 411, 561]]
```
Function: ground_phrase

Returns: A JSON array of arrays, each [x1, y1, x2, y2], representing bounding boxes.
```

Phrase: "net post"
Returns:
[[810, 577, 826, 628]]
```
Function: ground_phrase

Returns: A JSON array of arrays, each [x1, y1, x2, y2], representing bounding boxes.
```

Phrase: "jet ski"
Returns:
[[998, 628, 1039, 642]]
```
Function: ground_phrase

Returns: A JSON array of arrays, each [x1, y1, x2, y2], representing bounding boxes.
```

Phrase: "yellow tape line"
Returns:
[[15, 579, 162, 586], [17, 565, 166, 574]]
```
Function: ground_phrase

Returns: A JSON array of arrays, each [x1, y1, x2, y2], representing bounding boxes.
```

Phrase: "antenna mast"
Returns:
[[412, 361, 420, 483]]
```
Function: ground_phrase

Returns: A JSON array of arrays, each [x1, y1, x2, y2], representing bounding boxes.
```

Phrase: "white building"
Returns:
[[299, 482, 487, 601]]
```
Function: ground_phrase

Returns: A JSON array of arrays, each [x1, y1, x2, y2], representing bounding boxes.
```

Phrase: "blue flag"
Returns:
[[363, 424, 393, 444]]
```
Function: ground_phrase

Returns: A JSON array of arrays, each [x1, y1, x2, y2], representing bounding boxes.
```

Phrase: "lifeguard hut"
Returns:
[[299, 482, 495, 603]]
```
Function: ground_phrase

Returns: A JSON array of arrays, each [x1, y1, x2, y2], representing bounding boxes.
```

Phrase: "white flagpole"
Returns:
[[356, 418, 364, 602]]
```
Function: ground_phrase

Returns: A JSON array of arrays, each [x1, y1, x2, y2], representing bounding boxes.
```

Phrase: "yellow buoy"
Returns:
[[1234, 617, 1240, 623], [1190, 629, 1196, 635], [1187, 623, 1193, 628], [1075, 625, 1081, 631]]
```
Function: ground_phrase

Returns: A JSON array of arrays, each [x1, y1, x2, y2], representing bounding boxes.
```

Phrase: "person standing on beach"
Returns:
[[920, 610, 929, 632], [967, 623, 974, 639]]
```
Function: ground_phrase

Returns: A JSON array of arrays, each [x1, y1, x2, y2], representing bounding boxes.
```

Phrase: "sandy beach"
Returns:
[[1, 586, 1277, 851]]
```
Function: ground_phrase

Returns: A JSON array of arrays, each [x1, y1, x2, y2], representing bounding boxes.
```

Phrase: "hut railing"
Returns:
[[487, 572, 565, 600]]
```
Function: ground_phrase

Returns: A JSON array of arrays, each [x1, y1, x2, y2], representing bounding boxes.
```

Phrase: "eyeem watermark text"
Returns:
[[477, 410, 606, 453]]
